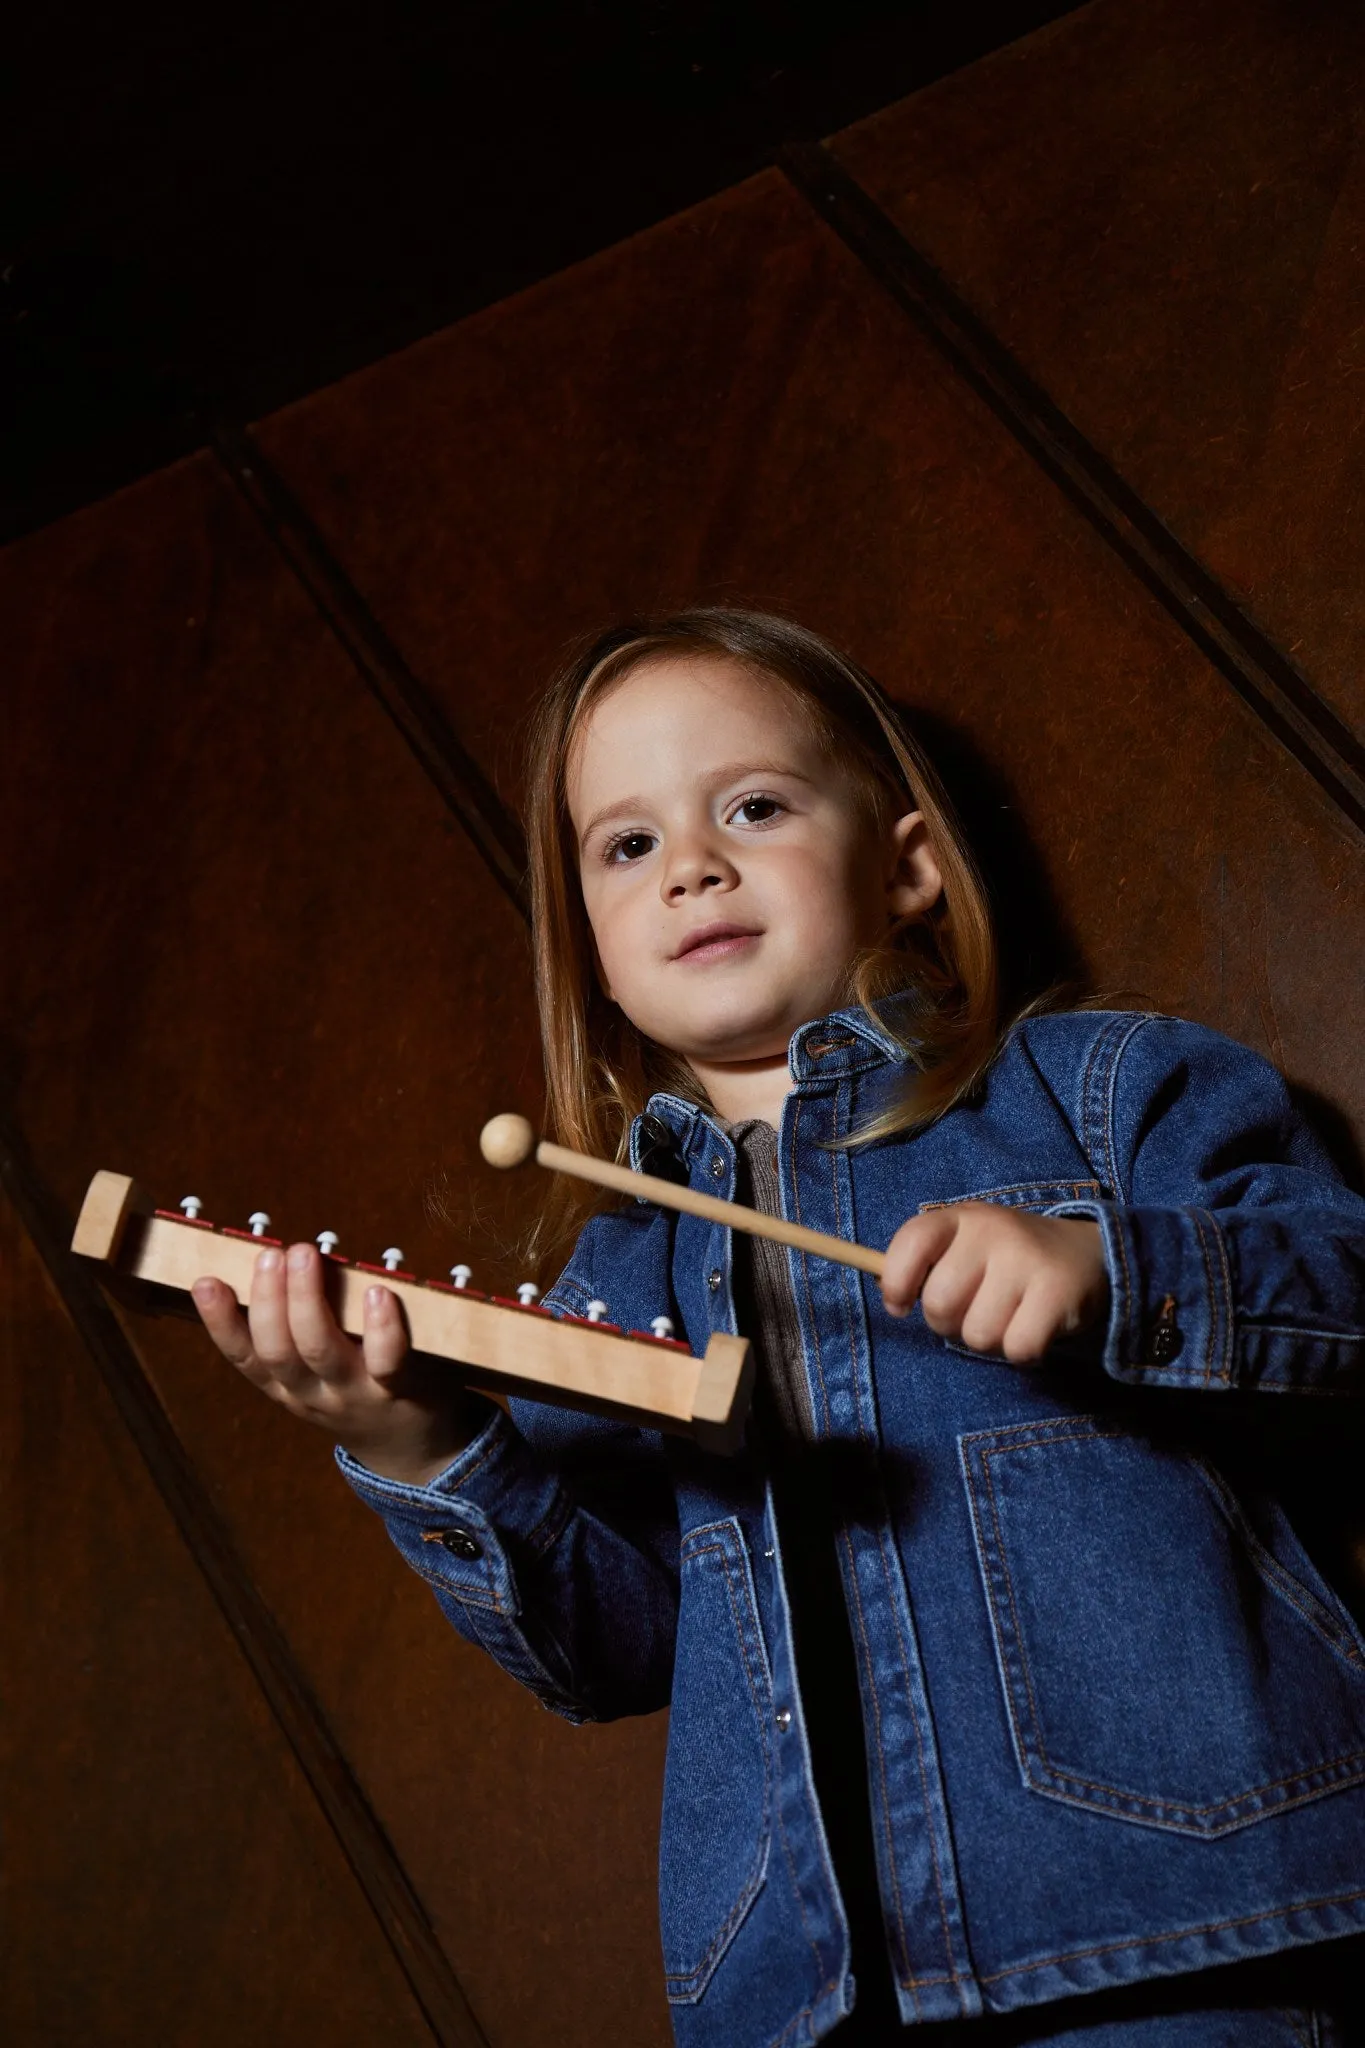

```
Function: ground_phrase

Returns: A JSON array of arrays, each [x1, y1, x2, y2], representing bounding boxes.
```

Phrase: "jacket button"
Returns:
[[710, 1157, 725, 1180], [637, 1113, 689, 1186], [707, 1268, 722, 1292], [775, 1708, 793, 1732], [437, 1527, 483, 1560], [1151, 1294, 1183, 1364]]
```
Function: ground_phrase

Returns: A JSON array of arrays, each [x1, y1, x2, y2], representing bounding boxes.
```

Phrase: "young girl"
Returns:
[[194, 610, 1365, 2046]]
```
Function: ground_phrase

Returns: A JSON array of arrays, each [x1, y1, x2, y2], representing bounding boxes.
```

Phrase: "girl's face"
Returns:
[[567, 655, 941, 1089]]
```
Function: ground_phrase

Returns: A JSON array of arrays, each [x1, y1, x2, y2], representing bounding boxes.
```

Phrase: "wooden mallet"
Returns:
[[480, 1113, 886, 1279]]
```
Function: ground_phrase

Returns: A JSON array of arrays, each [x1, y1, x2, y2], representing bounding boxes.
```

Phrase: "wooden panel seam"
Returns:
[[0, 1110, 491, 2048], [212, 421, 531, 918], [781, 139, 1365, 842]]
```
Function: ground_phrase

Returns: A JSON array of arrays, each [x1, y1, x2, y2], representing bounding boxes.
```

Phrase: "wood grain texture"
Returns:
[[213, 420, 530, 916], [0, 1177, 441, 2048], [10, 17, 1365, 2038], [832, 0, 1365, 746], [3, 1116, 488, 2046], [781, 137, 1365, 840], [254, 169, 1365, 1168], [0, 455, 672, 2048]]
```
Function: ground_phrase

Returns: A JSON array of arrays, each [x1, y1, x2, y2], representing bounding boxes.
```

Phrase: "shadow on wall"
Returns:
[[899, 710, 1365, 1198], [901, 705, 1092, 1018]]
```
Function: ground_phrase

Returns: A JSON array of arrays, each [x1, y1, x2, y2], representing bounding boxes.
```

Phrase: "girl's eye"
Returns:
[[732, 794, 784, 826], [605, 830, 656, 864]]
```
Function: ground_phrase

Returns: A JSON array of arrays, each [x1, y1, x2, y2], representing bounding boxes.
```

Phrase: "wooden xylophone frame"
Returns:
[[71, 1171, 754, 1454]]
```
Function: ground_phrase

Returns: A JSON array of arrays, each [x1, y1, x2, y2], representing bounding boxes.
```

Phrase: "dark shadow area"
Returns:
[[899, 704, 1093, 1019], [0, 1035, 22, 1122], [3, 0, 1082, 543]]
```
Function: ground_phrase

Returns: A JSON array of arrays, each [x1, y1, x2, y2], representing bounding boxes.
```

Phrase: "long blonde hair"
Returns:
[[523, 608, 1002, 1264]]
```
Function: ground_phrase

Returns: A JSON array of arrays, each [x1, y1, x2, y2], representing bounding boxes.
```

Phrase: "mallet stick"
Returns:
[[480, 1114, 887, 1279]]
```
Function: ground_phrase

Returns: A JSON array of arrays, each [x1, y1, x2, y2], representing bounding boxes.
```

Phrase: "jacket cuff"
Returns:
[[336, 1405, 570, 1619], [1046, 1200, 1233, 1390]]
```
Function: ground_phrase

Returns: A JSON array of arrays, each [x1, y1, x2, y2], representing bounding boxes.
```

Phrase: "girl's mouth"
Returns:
[[672, 921, 763, 963]]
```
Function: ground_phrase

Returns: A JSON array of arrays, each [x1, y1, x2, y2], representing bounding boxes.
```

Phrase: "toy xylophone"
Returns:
[[71, 1170, 754, 1454]]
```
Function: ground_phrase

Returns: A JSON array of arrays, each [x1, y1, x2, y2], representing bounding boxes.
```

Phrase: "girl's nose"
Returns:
[[661, 837, 738, 901]]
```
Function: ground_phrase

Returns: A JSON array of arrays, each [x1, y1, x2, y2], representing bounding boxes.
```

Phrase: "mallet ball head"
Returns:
[[480, 1113, 537, 1170]]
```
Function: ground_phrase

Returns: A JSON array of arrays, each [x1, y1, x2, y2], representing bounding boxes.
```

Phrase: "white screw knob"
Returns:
[[650, 1316, 675, 1340], [450, 1264, 472, 1289], [586, 1299, 608, 1323], [180, 1196, 203, 1220], [381, 1247, 404, 1272], [516, 1282, 541, 1308], [316, 1230, 339, 1256], [248, 1212, 271, 1237]]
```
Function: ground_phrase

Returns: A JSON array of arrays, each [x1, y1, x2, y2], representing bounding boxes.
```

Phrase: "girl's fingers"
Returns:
[[191, 1278, 276, 1391], [1001, 1279, 1076, 1364], [919, 1237, 991, 1337], [284, 1243, 364, 1385], [957, 1270, 1028, 1355], [880, 1209, 962, 1315], [247, 1246, 313, 1392], [360, 1284, 410, 1383], [883, 1206, 1107, 1362]]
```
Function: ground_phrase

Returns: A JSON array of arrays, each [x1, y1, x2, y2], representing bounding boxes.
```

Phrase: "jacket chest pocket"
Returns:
[[960, 1416, 1365, 1836], [919, 1181, 1104, 1213], [660, 1519, 773, 2004]]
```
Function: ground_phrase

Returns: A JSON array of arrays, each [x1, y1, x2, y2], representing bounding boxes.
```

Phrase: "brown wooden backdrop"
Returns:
[[5, 0, 1364, 2040]]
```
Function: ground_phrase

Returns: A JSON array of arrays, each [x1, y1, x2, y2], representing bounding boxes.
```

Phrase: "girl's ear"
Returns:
[[885, 810, 943, 921]]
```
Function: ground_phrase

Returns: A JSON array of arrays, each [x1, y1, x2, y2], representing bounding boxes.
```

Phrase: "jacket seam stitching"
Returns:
[[1079, 1021, 1116, 1195], [809, 1084, 920, 2004], [761, 1979, 839, 2048], [663, 1530, 772, 1993], [831, 1091, 877, 1444], [1191, 1462, 1364, 1665], [977, 1445, 1048, 1765], [1009, 1757, 1365, 1828], [873, 1520, 967, 1996], [1102, 1014, 1150, 1202], [789, 1094, 834, 1436], [1109, 1199, 1136, 1367], [768, 1736, 834, 2001], [766, 1537, 846, 1995], [1190, 1207, 1224, 1388], [920, 1180, 1102, 1211], [523, 1487, 573, 1560], [408, 1563, 506, 1612], [785, 1105, 892, 1998], [1242, 1321, 1365, 1341], [446, 1430, 506, 1492], [1205, 1205, 1234, 1385], [838, 1526, 918, 2005], [823, 1085, 966, 2001], [975, 1885, 1365, 1982]]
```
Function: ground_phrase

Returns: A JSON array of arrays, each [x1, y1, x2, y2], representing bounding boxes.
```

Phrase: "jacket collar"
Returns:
[[629, 1003, 916, 1168]]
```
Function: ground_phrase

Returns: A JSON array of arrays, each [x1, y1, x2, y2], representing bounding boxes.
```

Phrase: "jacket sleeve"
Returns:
[[335, 1234, 681, 1724], [337, 1407, 679, 1723], [1047, 1014, 1365, 1396]]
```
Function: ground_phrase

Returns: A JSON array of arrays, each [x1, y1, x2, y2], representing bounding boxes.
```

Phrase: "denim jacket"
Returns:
[[340, 1010, 1365, 2044]]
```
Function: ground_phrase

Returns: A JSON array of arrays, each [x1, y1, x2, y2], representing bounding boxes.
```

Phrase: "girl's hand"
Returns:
[[880, 1204, 1108, 1364], [192, 1242, 481, 1486]]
